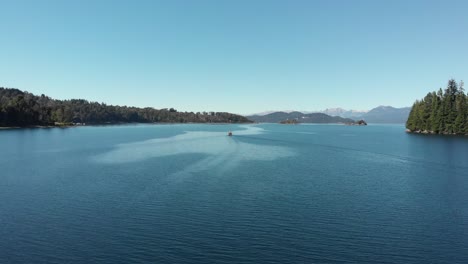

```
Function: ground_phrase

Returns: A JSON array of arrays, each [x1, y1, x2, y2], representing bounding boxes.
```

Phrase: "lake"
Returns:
[[1, 124, 467, 263]]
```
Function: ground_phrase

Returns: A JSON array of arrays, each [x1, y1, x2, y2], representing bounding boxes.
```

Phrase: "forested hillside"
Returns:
[[406, 79, 467, 134], [248, 111, 355, 123], [0, 87, 251, 127]]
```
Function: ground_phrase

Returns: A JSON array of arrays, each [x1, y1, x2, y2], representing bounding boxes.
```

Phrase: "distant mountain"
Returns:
[[249, 105, 411, 124], [247, 111, 354, 123], [248, 110, 305, 116], [321, 108, 368, 118], [361, 106, 411, 123]]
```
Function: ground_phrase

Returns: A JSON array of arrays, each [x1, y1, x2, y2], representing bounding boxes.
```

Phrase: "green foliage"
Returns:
[[0, 88, 251, 127], [279, 119, 299, 124], [406, 79, 468, 134]]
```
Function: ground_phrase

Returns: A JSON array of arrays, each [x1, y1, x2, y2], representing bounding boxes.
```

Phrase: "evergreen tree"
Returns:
[[454, 82, 466, 133], [444, 79, 458, 133], [429, 92, 440, 132], [0, 87, 252, 126], [407, 79, 467, 135], [406, 102, 418, 131]]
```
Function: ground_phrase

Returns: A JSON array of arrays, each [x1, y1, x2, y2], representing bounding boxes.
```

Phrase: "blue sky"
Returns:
[[1, 0, 467, 114]]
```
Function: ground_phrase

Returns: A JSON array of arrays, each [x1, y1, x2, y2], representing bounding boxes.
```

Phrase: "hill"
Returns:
[[249, 105, 412, 124], [248, 111, 355, 123], [361, 106, 411, 123], [0, 87, 252, 127], [250, 106, 411, 124]]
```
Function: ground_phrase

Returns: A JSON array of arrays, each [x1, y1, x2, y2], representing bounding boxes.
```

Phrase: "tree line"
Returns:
[[0, 87, 251, 127], [406, 79, 467, 134]]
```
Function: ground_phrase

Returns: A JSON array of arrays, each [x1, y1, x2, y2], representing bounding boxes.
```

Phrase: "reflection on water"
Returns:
[[94, 126, 295, 177]]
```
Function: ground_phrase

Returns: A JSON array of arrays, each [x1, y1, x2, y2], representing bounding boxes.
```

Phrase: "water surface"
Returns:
[[1, 124, 467, 263]]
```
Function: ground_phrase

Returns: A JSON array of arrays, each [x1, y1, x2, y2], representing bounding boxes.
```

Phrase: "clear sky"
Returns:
[[1, 0, 467, 114]]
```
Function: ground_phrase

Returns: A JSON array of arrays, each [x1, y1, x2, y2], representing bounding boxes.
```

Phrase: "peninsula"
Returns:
[[0, 87, 252, 127]]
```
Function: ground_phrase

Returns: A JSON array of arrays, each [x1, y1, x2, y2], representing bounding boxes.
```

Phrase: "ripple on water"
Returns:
[[93, 126, 296, 180]]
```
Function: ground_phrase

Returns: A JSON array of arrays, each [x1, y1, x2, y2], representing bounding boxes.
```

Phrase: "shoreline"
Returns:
[[406, 129, 468, 136], [0, 125, 71, 130], [0, 122, 254, 130]]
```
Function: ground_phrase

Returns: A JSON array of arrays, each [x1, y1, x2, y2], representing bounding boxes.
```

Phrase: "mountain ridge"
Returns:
[[249, 105, 411, 123], [247, 112, 355, 124]]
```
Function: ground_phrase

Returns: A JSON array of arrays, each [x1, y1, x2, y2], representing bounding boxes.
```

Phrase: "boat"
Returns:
[[228, 131, 232, 136]]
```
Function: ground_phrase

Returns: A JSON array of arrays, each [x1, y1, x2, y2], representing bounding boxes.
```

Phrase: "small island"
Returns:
[[356, 120, 367, 125], [406, 79, 468, 135], [280, 119, 299, 124], [345, 120, 367, 126]]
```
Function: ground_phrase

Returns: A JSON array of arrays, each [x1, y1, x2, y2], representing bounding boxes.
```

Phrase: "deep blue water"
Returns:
[[1, 124, 468, 263]]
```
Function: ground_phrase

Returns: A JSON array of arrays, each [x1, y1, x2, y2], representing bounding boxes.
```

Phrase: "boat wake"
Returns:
[[93, 125, 295, 179]]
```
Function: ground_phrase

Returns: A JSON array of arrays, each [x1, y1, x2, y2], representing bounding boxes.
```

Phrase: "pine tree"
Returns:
[[407, 80, 467, 135], [429, 92, 440, 132], [454, 82, 467, 134], [444, 79, 458, 133], [406, 102, 418, 131], [422, 93, 433, 131]]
